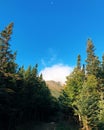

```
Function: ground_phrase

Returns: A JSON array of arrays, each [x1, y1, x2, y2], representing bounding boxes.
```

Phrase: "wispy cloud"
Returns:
[[40, 64, 73, 84], [41, 59, 47, 67], [41, 48, 57, 67]]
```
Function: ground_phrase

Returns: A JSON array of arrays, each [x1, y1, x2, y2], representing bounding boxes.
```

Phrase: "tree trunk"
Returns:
[[82, 125, 92, 130]]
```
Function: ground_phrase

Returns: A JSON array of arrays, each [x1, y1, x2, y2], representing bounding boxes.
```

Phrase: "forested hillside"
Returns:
[[59, 40, 104, 130], [0, 23, 60, 130], [46, 80, 64, 98], [0, 23, 104, 130]]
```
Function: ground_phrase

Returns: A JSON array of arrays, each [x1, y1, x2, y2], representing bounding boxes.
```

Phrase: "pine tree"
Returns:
[[0, 23, 17, 73], [101, 54, 104, 75], [0, 23, 19, 130], [86, 39, 100, 77], [76, 75, 100, 129], [59, 55, 85, 125], [77, 54, 81, 70]]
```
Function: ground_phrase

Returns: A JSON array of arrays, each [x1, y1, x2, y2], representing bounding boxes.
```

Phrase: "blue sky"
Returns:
[[0, 0, 104, 82]]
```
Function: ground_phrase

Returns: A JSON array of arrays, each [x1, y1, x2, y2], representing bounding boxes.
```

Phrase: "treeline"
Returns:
[[0, 23, 59, 130], [1, 23, 104, 130], [59, 39, 104, 129]]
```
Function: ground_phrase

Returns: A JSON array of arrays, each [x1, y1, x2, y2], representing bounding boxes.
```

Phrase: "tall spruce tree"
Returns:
[[59, 55, 85, 125], [97, 54, 104, 129], [0, 23, 19, 130], [60, 40, 104, 129], [77, 55, 81, 70], [86, 39, 100, 77], [0, 23, 17, 73], [101, 54, 104, 76], [76, 75, 100, 130]]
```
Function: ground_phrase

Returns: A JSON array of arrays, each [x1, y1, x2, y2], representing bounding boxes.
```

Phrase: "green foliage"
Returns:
[[61, 39, 104, 129], [76, 75, 99, 129], [86, 39, 100, 77], [0, 23, 17, 73], [77, 55, 81, 70], [65, 68, 85, 104], [1, 23, 104, 130], [0, 23, 59, 130]]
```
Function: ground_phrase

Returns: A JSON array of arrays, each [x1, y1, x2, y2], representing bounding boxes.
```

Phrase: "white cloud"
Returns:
[[40, 64, 73, 84]]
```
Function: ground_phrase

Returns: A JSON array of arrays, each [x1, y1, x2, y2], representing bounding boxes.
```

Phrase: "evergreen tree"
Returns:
[[100, 54, 104, 79], [18, 66, 25, 78], [97, 54, 104, 129], [76, 75, 99, 130], [102, 54, 104, 71], [59, 56, 85, 125], [65, 67, 85, 104], [0, 23, 17, 73], [60, 40, 103, 129], [77, 54, 81, 70], [0, 23, 19, 130], [86, 39, 100, 77]]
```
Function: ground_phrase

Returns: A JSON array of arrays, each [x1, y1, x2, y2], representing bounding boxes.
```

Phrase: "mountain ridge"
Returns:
[[46, 80, 64, 98]]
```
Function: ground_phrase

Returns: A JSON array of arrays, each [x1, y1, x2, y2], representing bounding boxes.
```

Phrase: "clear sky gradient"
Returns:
[[0, 0, 104, 82]]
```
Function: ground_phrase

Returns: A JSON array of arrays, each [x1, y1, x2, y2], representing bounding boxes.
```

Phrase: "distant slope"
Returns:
[[46, 80, 64, 98]]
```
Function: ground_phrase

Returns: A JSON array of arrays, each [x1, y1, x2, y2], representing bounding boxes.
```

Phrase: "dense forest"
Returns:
[[0, 23, 104, 130]]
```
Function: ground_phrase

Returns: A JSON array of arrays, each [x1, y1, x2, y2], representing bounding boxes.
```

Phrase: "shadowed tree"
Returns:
[[0, 23, 17, 73], [77, 55, 81, 70]]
